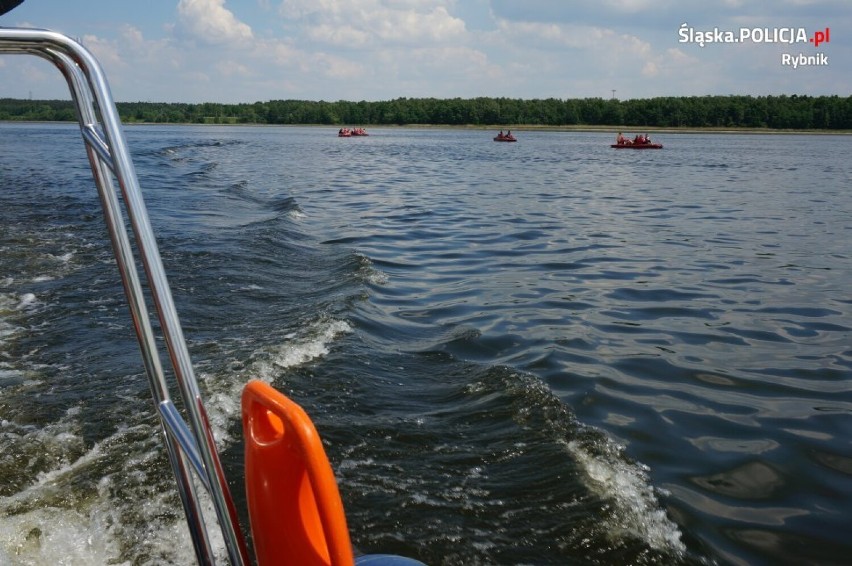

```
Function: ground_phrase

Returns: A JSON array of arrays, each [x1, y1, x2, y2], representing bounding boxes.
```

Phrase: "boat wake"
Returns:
[[567, 436, 686, 553], [196, 315, 354, 445], [0, 406, 209, 565]]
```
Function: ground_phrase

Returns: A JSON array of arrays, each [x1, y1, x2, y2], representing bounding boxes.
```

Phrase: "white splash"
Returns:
[[0, 409, 208, 566], [16, 293, 38, 310], [355, 253, 388, 285], [0, 506, 129, 566], [260, 318, 352, 376], [566, 437, 687, 554], [201, 316, 352, 445]]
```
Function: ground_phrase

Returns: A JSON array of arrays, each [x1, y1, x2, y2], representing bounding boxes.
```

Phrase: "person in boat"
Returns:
[[506, 130, 513, 139], [644, 134, 651, 144], [616, 132, 630, 145]]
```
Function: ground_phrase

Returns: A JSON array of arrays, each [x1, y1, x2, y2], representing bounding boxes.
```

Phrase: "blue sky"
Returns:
[[1, 0, 848, 103]]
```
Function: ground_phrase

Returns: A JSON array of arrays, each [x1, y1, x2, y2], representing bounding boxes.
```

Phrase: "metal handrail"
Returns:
[[0, 28, 250, 565]]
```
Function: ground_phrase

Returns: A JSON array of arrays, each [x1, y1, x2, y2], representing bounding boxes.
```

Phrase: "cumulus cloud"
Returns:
[[82, 34, 125, 69], [278, 0, 466, 46], [216, 59, 252, 78], [372, 5, 466, 42], [312, 52, 366, 79], [305, 24, 372, 48], [3, 0, 846, 103], [177, 0, 253, 45], [598, 0, 666, 13]]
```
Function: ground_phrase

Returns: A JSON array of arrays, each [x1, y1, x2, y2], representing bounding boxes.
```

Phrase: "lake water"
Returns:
[[1, 123, 851, 565]]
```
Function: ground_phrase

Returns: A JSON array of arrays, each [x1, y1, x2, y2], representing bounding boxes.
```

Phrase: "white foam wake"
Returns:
[[566, 437, 687, 554], [0, 409, 200, 565], [201, 316, 353, 445]]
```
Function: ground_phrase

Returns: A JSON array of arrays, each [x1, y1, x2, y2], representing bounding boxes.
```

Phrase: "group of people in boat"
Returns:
[[494, 130, 516, 141], [338, 127, 368, 137], [615, 132, 653, 146]]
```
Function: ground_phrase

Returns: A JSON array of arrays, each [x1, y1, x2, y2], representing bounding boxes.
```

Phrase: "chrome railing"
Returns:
[[0, 28, 249, 565]]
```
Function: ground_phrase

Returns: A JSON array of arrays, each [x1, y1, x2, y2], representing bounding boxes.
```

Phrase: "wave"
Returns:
[[328, 358, 690, 564], [261, 318, 352, 373], [468, 367, 686, 558], [0, 409, 209, 565], [567, 435, 686, 554], [157, 138, 246, 161], [223, 190, 303, 227], [198, 315, 354, 445], [354, 253, 388, 286]]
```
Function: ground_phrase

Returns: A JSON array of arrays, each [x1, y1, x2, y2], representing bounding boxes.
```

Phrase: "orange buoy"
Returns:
[[242, 379, 354, 566]]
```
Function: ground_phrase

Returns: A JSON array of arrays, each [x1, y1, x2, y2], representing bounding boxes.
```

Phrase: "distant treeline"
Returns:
[[2, 95, 851, 129]]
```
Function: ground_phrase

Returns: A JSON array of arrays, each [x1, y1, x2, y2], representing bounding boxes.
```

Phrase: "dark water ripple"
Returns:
[[2, 124, 851, 565], [296, 129, 852, 565]]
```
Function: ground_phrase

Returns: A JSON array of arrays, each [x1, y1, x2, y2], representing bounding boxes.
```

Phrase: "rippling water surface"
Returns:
[[1, 124, 851, 565]]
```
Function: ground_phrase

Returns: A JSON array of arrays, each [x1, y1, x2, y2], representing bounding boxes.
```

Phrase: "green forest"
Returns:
[[1, 95, 850, 130]]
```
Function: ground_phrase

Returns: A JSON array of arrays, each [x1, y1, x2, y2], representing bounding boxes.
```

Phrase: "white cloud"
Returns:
[[2, 0, 847, 103], [372, 5, 466, 42], [177, 0, 253, 45], [82, 34, 125, 69], [312, 52, 366, 79], [493, 19, 641, 52], [216, 59, 252, 78], [265, 40, 302, 65], [306, 24, 371, 48], [121, 25, 144, 46], [599, 0, 668, 13], [278, 0, 466, 46]]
